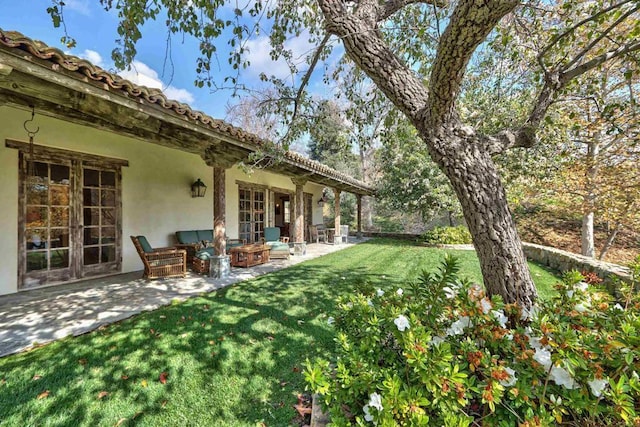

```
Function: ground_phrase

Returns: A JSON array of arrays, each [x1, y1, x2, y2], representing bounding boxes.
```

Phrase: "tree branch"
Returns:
[[425, 0, 518, 127], [562, 3, 640, 72], [488, 37, 640, 155], [289, 32, 331, 125], [562, 40, 640, 82], [536, 0, 634, 72], [319, 0, 430, 120], [377, 0, 447, 21]]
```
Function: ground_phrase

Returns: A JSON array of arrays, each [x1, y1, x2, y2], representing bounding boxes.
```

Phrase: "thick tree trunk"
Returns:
[[426, 131, 538, 308], [319, 0, 536, 309]]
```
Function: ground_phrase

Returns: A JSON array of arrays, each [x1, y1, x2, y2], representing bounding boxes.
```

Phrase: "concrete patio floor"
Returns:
[[0, 240, 364, 358]]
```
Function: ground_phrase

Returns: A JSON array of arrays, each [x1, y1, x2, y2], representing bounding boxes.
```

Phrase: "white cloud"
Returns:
[[64, 0, 91, 16], [81, 50, 104, 67], [243, 33, 316, 80], [118, 61, 195, 104], [163, 87, 195, 104]]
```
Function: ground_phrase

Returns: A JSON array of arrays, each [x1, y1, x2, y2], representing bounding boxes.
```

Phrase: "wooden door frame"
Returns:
[[8, 140, 128, 289]]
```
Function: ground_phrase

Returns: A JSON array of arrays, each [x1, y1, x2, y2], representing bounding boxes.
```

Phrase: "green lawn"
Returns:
[[0, 239, 560, 426]]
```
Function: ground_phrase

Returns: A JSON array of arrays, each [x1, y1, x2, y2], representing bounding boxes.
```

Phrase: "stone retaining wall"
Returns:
[[521, 242, 630, 282], [361, 233, 632, 282], [360, 231, 421, 240]]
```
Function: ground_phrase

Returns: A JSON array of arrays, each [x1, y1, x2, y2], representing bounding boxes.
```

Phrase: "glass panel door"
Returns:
[[19, 154, 122, 289], [82, 167, 119, 273], [253, 190, 265, 243], [238, 187, 265, 243], [23, 161, 73, 288]]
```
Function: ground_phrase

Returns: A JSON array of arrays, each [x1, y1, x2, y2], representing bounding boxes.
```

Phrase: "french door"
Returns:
[[18, 148, 123, 289], [238, 186, 265, 243]]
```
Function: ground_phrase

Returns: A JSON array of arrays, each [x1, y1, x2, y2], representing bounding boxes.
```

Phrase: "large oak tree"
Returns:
[[48, 0, 640, 310]]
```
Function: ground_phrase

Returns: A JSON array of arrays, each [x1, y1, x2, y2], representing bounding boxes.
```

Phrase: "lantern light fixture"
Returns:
[[191, 178, 207, 198]]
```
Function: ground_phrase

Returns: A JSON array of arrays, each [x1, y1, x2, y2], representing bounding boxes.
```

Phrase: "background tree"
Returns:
[[377, 116, 461, 226], [553, 61, 639, 259], [48, 0, 640, 310]]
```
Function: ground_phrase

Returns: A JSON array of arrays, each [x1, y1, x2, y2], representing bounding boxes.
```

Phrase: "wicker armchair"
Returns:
[[131, 235, 187, 279]]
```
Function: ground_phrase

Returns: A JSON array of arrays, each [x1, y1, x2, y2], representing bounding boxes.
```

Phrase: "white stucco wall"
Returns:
[[0, 105, 326, 295]]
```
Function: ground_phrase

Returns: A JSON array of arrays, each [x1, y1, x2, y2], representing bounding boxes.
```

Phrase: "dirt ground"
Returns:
[[516, 210, 639, 265]]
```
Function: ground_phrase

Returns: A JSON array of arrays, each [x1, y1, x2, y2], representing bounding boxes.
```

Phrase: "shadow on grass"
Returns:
[[0, 262, 389, 426]]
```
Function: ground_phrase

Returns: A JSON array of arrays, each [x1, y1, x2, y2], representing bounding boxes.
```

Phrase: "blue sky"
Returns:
[[1, 0, 328, 120]]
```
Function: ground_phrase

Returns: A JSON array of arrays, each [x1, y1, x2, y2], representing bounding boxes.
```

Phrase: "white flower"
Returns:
[[368, 392, 383, 411], [505, 333, 514, 341], [341, 276, 346, 280], [446, 316, 471, 336], [327, 317, 335, 325], [587, 378, 608, 397], [381, 275, 386, 279], [376, 289, 385, 297], [430, 336, 445, 347], [574, 303, 589, 313], [520, 305, 539, 321], [613, 303, 624, 311], [500, 367, 517, 387], [367, 299, 374, 307], [549, 394, 562, 405], [363, 405, 373, 422], [533, 347, 552, 369], [443, 286, 457, 299], [550, 365, 579, 389], [575, 282, 588, 292], [396, 288, 404, 296], [492, 310, 508, 328], [394, 315, 410, 332], [479, 297, 492, 314], [566, 290, 575, 298]]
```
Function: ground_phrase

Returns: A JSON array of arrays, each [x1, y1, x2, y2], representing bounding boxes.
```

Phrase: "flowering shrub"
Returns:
[[305, 255, 640, 426]]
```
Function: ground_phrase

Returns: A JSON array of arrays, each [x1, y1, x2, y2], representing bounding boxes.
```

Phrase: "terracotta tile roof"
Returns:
[[0, 29, 374, 194]]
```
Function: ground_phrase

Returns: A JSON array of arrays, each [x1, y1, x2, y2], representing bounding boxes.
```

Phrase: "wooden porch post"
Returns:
[[291, 178, 307, 255], [334, 188, 341, 244], [206, 157, 235, 279], [357, 194, 362, 238], [213, 166, 226, 256]]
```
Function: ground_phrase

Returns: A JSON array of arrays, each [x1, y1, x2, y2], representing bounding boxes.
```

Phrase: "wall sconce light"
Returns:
[[317, 190, 328, 207], [191, 178, 207, 198]]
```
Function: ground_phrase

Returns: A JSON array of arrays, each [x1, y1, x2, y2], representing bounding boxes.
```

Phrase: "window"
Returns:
[[283, 200, 290, 223]]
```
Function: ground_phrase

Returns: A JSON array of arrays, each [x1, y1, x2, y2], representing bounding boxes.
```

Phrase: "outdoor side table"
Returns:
[[229, 244, 271, 268]]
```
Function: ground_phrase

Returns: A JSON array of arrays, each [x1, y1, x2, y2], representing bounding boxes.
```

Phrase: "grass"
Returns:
[[0, 239, 561, 426]]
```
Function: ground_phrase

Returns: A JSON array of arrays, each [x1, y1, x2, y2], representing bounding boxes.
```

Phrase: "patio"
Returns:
[[0, 240, 363, 358]]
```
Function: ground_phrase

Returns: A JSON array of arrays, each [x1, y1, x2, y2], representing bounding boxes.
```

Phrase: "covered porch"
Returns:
[[0, 30, 374, 295]]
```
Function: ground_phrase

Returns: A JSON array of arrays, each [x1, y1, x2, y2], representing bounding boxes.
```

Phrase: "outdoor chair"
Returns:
[[131, 235, 187, 279], [310, 224, 328, 244], [262, 227, 290, 259]]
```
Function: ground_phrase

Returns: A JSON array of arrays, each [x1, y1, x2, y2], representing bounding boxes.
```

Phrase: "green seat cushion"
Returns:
[[136, 235, 153, 253], [263, 227, 280, 242], [195, 248, 215, 259], [197, 229, 214, 242], [267, 241, 290, 251], [176, 230, 199, 244]]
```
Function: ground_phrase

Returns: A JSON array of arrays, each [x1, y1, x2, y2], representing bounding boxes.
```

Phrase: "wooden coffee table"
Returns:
[[229, 244, 270, 268]]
